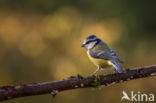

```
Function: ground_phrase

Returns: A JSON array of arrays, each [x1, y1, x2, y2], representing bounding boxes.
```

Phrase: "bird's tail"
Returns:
[[110, 61, 126, 73]]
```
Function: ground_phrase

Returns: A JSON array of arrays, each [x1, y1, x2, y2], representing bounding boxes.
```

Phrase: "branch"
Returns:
[[0, 65, 156, 101]]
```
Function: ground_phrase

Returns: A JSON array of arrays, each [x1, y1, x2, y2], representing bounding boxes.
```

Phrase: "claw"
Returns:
[[92, 66, 100, 76]]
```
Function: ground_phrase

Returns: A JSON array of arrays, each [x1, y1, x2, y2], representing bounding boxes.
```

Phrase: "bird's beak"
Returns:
[[81, 44, 85, 47]]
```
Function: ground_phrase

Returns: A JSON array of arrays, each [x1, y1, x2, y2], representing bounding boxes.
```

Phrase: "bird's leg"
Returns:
[[113, 69, 118, 74], [93, 66, 100, 76]]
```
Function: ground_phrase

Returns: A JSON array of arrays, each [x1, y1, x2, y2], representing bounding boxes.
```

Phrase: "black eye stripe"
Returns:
[[86, 41, 92, 44], [94, 39, 100, 46], [86, 40, 95, 44], [86, 39, 100, 44]]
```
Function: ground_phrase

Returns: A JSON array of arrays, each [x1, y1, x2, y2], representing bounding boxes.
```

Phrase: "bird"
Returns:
[[81, 35, 126, 75]]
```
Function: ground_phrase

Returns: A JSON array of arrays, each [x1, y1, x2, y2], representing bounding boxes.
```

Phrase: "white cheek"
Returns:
[[88, 43, 94, 49], [87, 41, 97, 49]]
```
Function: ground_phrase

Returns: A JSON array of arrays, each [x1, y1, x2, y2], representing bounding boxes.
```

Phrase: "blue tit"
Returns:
[[81, 35, 126, 75]]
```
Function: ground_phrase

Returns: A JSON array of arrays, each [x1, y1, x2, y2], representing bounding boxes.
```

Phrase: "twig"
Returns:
[[0, 65, 156, 101]]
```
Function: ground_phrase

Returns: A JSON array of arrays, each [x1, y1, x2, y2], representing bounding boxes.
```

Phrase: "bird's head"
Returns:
[[81, 35, 101, 50]]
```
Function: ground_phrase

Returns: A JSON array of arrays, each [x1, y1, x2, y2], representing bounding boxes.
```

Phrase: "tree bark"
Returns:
[[0, 65, 156, 101]]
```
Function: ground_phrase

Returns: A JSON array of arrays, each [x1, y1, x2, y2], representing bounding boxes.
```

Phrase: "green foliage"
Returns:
[[92, 76, 101, 87]]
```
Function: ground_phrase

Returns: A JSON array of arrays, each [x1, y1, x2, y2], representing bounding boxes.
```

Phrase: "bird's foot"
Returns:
[[113, 69, 119, 74], [92, 72, 97, 77]]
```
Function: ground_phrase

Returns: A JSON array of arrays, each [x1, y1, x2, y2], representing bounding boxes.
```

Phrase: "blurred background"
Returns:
[[0, 0, 156, 103]]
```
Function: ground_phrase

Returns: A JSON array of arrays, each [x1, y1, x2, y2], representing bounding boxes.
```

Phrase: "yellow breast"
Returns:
[[87, 50, 112, 68]]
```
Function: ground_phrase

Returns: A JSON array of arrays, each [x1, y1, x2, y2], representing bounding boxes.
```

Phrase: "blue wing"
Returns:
[[89, 49, 122, 63], [109, 50, 123, 63], [89, 49, 126, 73]]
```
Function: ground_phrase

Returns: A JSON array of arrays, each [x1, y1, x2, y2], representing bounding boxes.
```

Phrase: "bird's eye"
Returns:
[[86, 41, 90, 44], [85, 39, 97, 44]]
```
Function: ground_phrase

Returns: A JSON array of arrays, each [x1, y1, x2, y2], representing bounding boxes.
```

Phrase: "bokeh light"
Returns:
[[0, 1, 156, 103]]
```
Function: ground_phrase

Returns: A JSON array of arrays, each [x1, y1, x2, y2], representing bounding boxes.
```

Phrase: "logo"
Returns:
[[121, 91, 154, 102]]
